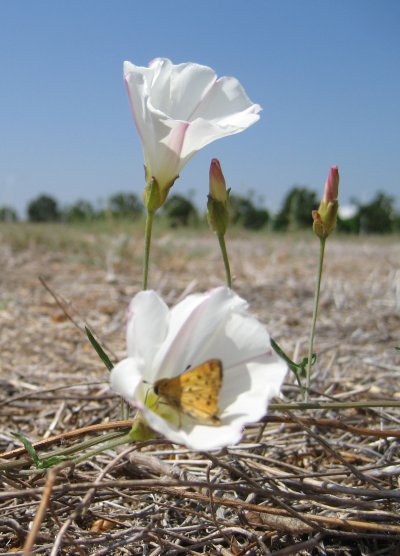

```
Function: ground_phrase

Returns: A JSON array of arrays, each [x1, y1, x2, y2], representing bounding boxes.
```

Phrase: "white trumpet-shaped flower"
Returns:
[[111, 287, 287, 450], [124, 58, 261, 207]]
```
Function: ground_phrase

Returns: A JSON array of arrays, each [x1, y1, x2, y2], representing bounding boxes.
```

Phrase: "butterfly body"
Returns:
[[153, 359, 223, 426]]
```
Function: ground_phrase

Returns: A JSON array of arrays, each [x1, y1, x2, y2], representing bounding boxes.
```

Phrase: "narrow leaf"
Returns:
[[270, 337, 317, 386], [85, 326, 114, 370], [11, 432, 40, 467], [40, 455, 70, 468]]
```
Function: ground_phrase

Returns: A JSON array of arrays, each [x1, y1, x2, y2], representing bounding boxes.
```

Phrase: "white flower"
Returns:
[[111, 287, 287, 450], [124, 58, 262, 207]]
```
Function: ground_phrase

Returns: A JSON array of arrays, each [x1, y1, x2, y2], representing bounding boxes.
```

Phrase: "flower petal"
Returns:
[[124, 58, 261, 193], [205, 310, 271, 370], [178, 76, 261, 160], [110, 357, 144, 402], [148, 59, 218, 120], [192, 75, 261, 121], [138, 403, 243, 450], [126, 291, 169, 380], [146, 121, 189, 185], [178, 109, 260, 162], [123, 62, 162, 151], [220, 354, 287, 423], [124, 64, 181, 187], [153, 287, 246, 378]]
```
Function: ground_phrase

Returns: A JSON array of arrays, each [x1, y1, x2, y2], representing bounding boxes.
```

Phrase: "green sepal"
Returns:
[[312, 200, 338, 239], [143, 177, 161, 212], [207, 196, 229, 236], [128, 418, 157, 442], [143, 175, 179, 211]]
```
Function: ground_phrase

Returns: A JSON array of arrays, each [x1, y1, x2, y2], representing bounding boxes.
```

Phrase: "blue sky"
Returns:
[[1, 0, 399, 217]]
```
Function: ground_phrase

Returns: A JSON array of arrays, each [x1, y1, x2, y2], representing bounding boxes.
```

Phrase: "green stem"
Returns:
[[143, 209, 155, 290], [305, 237, 326, 400], [72, 432, 132, 465], [50, 430, 129, 459], [0, 431, 131, 473], [217, 233, 232, 288]]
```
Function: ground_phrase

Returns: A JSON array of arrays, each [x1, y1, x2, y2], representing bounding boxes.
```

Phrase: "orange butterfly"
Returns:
[[153, 359, 223, 426]]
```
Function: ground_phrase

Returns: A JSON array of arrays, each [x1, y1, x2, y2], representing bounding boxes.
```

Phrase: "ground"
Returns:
[[1, 223, 400, 555]]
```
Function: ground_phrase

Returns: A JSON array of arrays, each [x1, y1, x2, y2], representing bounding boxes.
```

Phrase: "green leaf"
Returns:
[[40, 455, 70, 468], [11, 433, 71, 469], [85, 326, 114, 371], [11, 432, 41, 467], [270, 337, 317, 388]]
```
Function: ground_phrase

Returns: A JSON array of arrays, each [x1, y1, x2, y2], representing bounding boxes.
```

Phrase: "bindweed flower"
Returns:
[[312, 166, 340, 239], [111, 287, 287, 450], [207, 158, 230, 236], [124, 58, 262, 211]]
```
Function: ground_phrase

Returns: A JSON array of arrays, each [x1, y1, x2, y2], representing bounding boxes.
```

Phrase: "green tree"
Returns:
[[358, 192, 395, 234], [393, 212, 400, 232], [163, 194, 198, 227], [107, 192, 143, 219], [243, 207, 269, 230], [273, 187, 318, 231], [0, 206, 18, 222], [229, 194, 255, 226], [27, 194, 60, 222], [337, 214, 360, 234], [228, 194, 269, 230], [65, 200, 95, 222]]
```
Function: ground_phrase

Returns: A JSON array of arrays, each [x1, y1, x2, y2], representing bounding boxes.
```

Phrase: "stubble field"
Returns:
[[1, 223, 400, 555]]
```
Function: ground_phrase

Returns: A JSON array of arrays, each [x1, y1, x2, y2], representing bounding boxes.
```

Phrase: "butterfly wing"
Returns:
[[178, 359, 223, 425], [153, 376, 183, 406], [154, 359, 223, 426]]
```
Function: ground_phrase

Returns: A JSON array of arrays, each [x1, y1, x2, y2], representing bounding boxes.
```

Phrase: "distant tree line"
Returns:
[[1, 188, 399, 233]]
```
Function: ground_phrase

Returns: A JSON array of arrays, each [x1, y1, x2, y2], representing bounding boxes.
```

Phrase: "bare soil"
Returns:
[[1, 226, 400, 555]]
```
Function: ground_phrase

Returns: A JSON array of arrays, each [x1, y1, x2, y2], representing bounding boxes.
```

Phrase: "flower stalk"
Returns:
[[143, 208, 155, 290], [72, 432, 132, 465], [306, 166, 339, 399], [217, 234, 232, 289], [305, 236, 326, 400]]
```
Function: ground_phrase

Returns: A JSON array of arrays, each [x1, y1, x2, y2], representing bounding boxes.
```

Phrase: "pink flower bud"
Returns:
[[323, 166, 339, 204], [207, 159, 229, 236], [312, 165, 340, 239], [209, 159, 228, 203]]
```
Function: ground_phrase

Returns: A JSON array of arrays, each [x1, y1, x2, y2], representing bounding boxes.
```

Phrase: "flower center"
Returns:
[[144, 385, 181, 426]]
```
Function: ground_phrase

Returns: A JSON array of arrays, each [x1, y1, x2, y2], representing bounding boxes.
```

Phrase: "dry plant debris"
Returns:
[[1, 226, 400, 555]]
